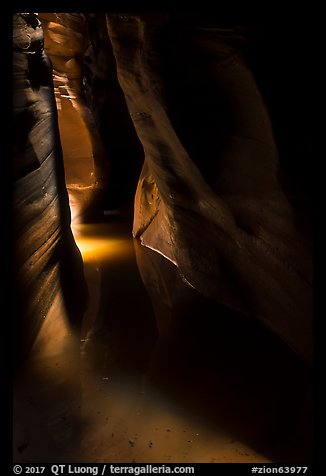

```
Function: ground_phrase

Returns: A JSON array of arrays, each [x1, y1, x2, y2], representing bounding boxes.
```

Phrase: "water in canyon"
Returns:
[[13, 205, 313, 464]]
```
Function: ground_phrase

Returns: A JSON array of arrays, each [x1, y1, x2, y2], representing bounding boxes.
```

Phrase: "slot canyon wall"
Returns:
[[106, 14, 313, 364], [38, 13, 109, 223], [12, 13, 88, 365], [38, 12, 144, 214], [81, 13, 145, 210], [12, 13, 313, 366]]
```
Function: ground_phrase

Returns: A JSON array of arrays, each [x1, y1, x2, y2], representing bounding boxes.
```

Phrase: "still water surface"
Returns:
[[13, 217, 313, 463]]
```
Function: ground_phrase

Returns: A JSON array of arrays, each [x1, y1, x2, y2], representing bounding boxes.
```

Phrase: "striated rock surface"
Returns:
[[107, 14, 313, 363], [82, 13, 144, 210], [38, 13, 110, 222], [13, 13, 87, 364]]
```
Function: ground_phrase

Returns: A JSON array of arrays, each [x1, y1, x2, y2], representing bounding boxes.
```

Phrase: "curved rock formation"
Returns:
[[13, 13, 87, 364], [82, 13, 144, 210], [107, 14, 313, 363], [38, 13, 110, 223]]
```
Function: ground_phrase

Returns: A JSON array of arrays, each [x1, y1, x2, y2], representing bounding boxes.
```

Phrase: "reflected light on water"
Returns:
[[72, 223, 131, 263], [14, 214, 280, 463]]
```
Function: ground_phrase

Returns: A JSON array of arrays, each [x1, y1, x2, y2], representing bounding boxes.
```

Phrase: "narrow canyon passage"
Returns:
[[13, 13, 313, 465], [13, 204, 312, 463]]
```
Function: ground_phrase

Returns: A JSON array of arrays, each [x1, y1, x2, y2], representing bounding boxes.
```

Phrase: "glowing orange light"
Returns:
[[72, 224, 131, 263]]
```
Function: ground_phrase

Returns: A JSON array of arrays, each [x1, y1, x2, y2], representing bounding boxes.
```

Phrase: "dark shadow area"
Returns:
[[83, 13, 145, 211], [244, 23, 313, 230], [13, 344, 83, 463], [78, 209, 313, 463], [80, 209, 158, 377], [158, 21, 245, 190], [134, 242, 313, 463], [155, 20, 312, 236]]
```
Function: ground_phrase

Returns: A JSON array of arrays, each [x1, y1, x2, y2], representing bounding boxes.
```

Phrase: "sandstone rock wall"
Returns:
[[13, 13, 87, 364], [38, 13, 110, 222], [107, 14, 313, 363], [82, 13, 144, 210], [12, 12, 313, 364]]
